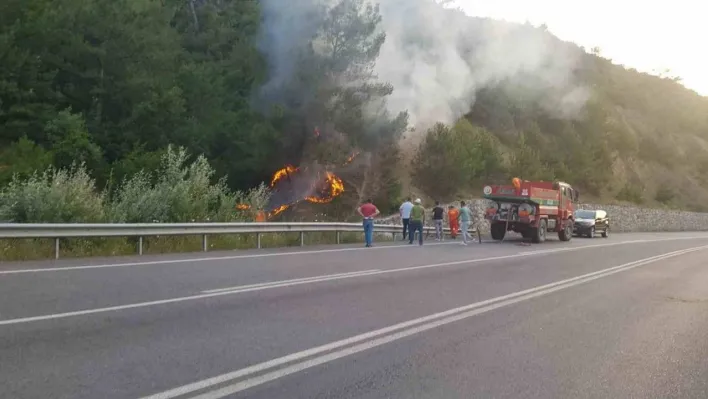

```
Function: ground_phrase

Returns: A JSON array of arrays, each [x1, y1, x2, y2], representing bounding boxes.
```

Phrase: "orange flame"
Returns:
[[262, 158, 347, 219], [344, 151, 360, 165], [268, 204, 290, 218], [305, 172, 345, 204], [235, 204, 250, 210], [270, 165, 298, 187]]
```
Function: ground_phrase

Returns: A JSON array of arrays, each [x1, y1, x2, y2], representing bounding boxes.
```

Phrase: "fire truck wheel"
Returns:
[[531, 219, 547, 243], [558, 221, 572, 242], [491, 223, 506, 240]]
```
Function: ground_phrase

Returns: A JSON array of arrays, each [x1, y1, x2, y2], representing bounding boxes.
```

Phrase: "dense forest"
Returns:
[[2, 0, 708, 224]]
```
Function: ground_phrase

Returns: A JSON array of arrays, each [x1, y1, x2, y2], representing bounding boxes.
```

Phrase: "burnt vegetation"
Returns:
[[2, 0, 708, 224]]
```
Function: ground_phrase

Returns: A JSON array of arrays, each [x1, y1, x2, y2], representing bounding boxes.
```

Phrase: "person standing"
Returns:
[[458, 200, 472, 246], [255, 208, 267, 222], [447, 205, 459, 239], [408, 198, 425, 246], [399, 198, 414, 241], [357, 199, 380, 247], [432, 201, 445, 241]]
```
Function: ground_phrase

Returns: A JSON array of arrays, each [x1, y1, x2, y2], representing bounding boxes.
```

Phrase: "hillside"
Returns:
[[2, 0, 708, 223], [459, 44, 708, 210]]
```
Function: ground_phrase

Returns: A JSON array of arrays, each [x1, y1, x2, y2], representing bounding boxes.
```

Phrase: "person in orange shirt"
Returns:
[[255, 208, 267, 222], [447, 205, 459, 239]]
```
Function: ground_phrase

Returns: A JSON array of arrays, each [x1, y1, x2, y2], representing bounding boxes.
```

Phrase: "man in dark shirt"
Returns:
[[432, 201, 445, 241]]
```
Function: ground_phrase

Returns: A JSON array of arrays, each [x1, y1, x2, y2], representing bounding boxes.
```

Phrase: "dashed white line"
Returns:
[[201, 269, 381, 293], [2, 237, 707, 326], [141, 245, 708, 399]]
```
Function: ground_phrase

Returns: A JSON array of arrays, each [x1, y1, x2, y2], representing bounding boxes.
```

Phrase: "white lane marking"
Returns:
[[2, 239, 707, 326], [519, 239, 649, 255], [517, 236, 708, 255], [0, 242, 460, 275], [1, 235, 705, 275], [0, 251, 540, 326], [142, 245, 708, 399], [202, 269, 381, 293]]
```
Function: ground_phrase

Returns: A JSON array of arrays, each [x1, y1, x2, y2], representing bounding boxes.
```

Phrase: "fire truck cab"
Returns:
[[482, 178, 579, 243]]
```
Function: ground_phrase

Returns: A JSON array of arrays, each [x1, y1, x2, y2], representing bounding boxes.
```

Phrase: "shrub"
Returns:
[[654, 186, 675, 204], [109, 146, 270, 223], [0, 146, 271, 224], [616, 182, 644, 204], [0, 163, 106, 223]]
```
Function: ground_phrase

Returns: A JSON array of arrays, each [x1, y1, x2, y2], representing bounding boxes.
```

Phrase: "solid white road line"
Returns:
[[1, 240, 707, 326], [141, 245, 708, 399], [0, 242, 459, 275], [1, 235, 705, 276], [0, 250, 551, 326]]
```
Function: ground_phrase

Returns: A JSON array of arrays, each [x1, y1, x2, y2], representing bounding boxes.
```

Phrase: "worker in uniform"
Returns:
[[255, 208, 267, 222], [447, 205, 459, 239]]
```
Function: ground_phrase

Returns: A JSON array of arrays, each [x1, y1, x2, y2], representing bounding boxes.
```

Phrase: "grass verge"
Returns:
[[0, 231, 399, 262]]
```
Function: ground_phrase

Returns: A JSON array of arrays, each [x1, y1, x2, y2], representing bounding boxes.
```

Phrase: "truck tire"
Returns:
[[531, 219, 547, 243], [558, 220, 573, 242], [491, 223, 506, 240]]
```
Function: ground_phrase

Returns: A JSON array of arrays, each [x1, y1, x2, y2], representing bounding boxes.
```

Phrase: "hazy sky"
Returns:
[[454, 0, 707, 96]]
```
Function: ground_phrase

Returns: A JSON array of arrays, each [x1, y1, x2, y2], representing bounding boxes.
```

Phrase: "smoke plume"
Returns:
[[257, 0, 590, 128]]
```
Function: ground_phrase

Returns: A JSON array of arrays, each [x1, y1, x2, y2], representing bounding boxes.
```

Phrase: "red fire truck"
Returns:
[[482, 178, 579, 243]]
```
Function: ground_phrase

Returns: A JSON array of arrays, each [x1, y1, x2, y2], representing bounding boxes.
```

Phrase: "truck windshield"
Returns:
[[574, 210, 596, 219]]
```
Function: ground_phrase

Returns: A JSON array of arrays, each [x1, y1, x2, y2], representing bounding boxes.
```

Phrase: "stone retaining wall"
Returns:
[[379, 199, 708, 234]]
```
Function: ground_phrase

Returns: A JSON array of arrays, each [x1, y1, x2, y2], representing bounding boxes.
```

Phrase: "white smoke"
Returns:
[[257, 0, 590, 127], [374, 0, 590, 126]]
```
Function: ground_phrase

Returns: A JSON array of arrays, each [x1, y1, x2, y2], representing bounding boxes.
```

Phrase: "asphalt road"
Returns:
[[2, 232, 708, 398]]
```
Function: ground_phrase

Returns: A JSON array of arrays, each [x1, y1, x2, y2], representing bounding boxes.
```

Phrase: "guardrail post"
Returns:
[[202, 234, 208, 252], [54, 238, 60, 260], [336, 231, 340, 244], [299, 231, 304, 247], [256, 233, 262, 249], [138, 236, 143, 255]]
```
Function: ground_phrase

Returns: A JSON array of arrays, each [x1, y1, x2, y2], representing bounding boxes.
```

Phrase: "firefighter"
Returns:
[[255, 208, 267, 222], [447, 205, 459, 239]]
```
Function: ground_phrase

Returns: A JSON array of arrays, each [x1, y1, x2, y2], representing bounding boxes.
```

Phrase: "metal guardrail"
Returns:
[[0, 222, 479, 259]]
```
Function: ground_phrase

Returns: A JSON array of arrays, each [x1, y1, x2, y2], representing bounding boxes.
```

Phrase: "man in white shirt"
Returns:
[[399, 197, 414, 241]]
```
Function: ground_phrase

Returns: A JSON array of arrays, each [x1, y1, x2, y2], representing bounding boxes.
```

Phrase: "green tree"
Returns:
[[0, 137, 54, 184], [411, 123, 465, 199], [508, 133, 549, 181], [411, 120, 504, 199], [44, 109, 103, 173]]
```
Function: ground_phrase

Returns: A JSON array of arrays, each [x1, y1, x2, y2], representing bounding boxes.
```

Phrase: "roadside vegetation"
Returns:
[[3, 0, 708, 259]]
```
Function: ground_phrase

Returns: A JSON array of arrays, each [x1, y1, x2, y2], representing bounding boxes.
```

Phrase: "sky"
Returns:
[[454, 0, 708, 96]]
